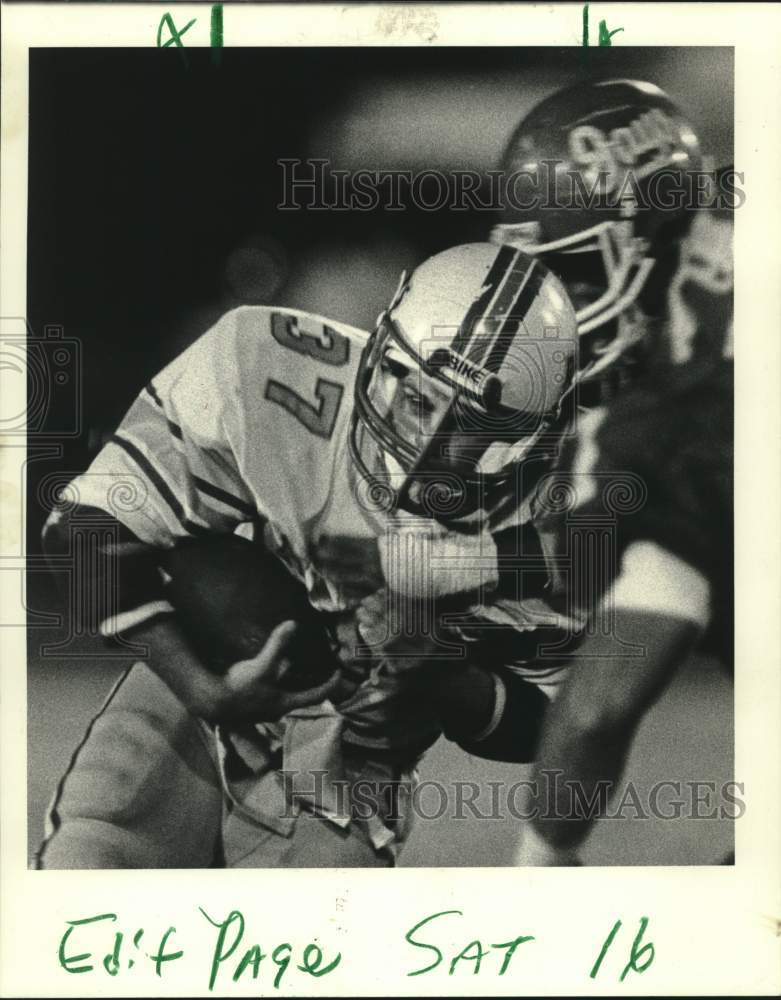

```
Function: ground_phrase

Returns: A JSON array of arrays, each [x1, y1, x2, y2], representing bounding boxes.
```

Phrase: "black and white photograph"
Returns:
[[2, 3, 780, 997]]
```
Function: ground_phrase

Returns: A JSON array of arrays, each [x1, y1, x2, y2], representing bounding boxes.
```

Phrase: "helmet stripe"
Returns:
[[485, 252, 538, 327], [460, 259, 534, 366], [452, 243, 520, 356], [483, 259, 547, 374]]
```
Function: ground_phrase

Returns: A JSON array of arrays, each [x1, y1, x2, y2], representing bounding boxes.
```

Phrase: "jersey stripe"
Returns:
[[166, 419, 184, 441], [132, 396, 256, 520], [192, 475, 257, 518], [109, 433, 211, 536], [145, 381, 163, 406], [142, 384, 185, 439]]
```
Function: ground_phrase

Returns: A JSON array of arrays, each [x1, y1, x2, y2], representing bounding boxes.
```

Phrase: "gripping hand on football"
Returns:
[[136, 615, 341, 726], [215, 620, 343, 723]]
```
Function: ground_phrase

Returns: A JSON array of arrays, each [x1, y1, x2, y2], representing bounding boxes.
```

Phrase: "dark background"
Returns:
[[26, 45, 734, 545], [26, 46, 734, 865]]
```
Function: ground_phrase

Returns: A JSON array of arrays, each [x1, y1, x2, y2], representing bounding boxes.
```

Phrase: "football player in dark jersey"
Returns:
[[474, 80, 735, 864], [320, 79, 731, 778], [513, 199, 733, 865], [420, 80, 729, 769]]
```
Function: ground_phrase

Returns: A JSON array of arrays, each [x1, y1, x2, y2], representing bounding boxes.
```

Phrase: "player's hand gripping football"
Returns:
[[189, 619, 342, 725]]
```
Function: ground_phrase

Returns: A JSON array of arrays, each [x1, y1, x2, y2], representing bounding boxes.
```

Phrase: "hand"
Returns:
[[194, 620, 342, 725], [354, 589, 393, 648], [354, 589, 442, 674]]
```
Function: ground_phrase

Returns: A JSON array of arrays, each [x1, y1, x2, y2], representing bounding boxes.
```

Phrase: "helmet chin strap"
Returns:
[[381, 450, 406, 496]]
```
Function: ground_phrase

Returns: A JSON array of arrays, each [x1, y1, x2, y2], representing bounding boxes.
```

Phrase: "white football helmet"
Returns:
[[349, 243, 578, 525]]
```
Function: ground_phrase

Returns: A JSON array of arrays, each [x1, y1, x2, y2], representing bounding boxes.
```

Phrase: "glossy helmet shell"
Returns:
[[350, 242, 578, 524], [492, 80, 704, 393], [498, 79, 701, 243]]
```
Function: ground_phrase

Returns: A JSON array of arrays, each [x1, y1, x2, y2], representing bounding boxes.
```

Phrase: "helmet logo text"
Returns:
[[569, 109, 688, 192]]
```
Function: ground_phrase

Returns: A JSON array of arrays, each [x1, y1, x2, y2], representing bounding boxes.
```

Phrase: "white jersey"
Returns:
[[73, 306, 373, 601], [67, 306, 443, 755], [65, 305, 570, 757]]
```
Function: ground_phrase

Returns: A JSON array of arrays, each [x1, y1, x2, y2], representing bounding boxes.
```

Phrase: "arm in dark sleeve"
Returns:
[[419, 660, 550, 764], [451, 667, 549, 763]]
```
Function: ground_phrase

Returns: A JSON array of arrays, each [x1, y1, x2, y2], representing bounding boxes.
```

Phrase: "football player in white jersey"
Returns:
[[37, 242, 581, 868]]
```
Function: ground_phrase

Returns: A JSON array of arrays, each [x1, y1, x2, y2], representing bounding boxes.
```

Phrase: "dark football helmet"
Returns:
[[491, 79, 705, 392], [349, 242, 578, 526]]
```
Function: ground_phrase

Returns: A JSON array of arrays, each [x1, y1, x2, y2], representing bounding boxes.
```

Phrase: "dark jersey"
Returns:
[[579, 359, 732, 663], [589, 360, 732, 587], [551, 205, 734, 665]]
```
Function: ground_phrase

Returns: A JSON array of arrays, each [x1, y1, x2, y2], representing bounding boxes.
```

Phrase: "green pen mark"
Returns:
[[590, 916, 655, 981], [620, 917, 655, 981], [211, 5, 224, 67], [590, 918, 621, 978], [58, 913, 117, 975], [157, 12, 196, 67], [157, 13, 197, 49], [582, 5, 624, 47], [149, 927, 184, 977], [599, 20, 624, 46]]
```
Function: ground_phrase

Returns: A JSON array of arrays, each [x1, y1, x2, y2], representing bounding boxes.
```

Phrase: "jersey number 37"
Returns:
[[264, 313, 349, 439]]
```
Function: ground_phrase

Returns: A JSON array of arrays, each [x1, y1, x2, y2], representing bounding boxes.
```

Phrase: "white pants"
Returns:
[[37, 663, 411, 869]]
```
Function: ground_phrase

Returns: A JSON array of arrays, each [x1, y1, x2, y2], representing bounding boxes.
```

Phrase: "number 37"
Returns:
[[264, 312, 349, 439]]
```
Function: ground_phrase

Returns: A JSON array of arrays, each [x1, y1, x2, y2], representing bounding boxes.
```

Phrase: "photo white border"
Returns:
[[2, 3, 779, 996]]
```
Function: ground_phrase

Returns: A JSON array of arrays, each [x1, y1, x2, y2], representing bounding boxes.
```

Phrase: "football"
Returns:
[[158, 534, 339, 691]]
